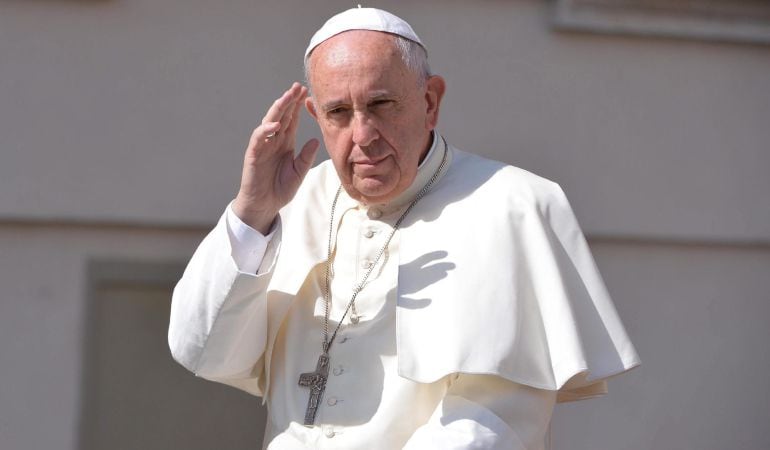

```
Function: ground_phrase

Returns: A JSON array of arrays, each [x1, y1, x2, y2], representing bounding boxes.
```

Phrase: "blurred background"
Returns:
[[1, 0, 769, 449]]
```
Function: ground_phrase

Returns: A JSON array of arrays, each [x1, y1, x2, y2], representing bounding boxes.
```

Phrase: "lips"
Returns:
[[352, 155, 388, 165], [352, 155, 391, 175]]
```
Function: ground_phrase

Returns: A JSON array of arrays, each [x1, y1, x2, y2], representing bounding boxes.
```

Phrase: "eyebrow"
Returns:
[[367, 90, 393, 100], [320, 90, 398, 112], [320, 100, 347, 112]]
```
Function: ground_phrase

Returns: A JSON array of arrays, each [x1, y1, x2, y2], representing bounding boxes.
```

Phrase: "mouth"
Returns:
[[353, 154, 387, 164], [352, 154, 390, 167]]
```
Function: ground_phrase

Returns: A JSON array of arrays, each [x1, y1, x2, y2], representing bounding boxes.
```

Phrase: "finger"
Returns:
[[293, 138, 320, 179], [284, 86, 308, 150], [285, 86, 307, 138], [261, 82, 302, 126], [249, 121, 281, 147], [280, 84, 309, 136]]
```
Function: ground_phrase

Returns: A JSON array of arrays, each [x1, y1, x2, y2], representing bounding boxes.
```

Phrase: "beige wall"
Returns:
[[2, 0, 768, 242], [552, 240, 770, 449], [0, 223, 204, 449], [1, 0, 768, 449]]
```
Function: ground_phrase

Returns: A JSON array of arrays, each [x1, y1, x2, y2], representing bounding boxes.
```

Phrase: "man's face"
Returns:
[[306, 30, 445, 205]]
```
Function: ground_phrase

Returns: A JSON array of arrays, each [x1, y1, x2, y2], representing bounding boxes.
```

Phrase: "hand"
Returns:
[[233, 82, 320, 234]]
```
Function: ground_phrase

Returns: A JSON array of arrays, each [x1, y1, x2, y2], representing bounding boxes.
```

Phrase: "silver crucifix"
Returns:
[[298, 353, 330, 426]]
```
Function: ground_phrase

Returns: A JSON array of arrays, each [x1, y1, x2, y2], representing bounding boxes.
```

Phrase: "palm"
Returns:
[[234, 83, 320, 233]]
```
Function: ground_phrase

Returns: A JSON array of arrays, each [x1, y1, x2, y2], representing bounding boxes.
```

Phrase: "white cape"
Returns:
[[259, 143, 640, 402]]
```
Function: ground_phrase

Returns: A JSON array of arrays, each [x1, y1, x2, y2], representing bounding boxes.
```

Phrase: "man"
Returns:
[[169, 7, 639, 449]]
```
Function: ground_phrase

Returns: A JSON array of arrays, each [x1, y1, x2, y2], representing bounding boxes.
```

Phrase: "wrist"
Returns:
[[232, 196, 278, 235]]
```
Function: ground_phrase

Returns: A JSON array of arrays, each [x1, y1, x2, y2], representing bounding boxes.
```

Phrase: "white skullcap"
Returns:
[[305, 6, 425, 59]]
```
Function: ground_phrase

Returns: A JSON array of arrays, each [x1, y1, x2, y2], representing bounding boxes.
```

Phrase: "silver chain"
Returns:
[[321, 139, 449, 354]]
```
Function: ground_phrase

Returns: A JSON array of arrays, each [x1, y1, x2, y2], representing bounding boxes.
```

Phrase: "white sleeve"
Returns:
[[168, 206, 281, 397], [226, 202, 277, 275], [403, 374, 557, 450]]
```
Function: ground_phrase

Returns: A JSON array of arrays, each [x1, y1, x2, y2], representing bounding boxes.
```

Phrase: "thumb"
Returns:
[[293, 138, 320, 180]]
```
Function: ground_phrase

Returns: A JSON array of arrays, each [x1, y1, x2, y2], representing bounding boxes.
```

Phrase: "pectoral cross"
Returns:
[[298, 353, 330, 426]]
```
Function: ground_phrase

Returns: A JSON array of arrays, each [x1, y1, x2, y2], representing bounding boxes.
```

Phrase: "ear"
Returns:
[[305, 95, 319, 121], [424, 75, 446, 130]]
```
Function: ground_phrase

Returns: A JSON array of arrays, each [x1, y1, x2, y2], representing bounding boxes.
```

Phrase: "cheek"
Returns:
[[322, 133, 354, 181]]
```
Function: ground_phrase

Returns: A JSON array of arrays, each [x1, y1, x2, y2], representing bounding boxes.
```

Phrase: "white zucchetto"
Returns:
[[305, 6, 425, 59]]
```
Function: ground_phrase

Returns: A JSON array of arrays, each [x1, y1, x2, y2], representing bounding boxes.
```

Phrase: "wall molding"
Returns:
[[2, 217, 768, 249], [552, 0, 770, 45]]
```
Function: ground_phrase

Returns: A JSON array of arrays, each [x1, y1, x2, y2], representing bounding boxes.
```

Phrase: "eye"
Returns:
[[325, 106, 351, 119], [371, 99, 393, 108]]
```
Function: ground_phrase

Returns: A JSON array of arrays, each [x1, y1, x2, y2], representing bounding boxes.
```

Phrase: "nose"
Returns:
[[351, 111, 379, 147]]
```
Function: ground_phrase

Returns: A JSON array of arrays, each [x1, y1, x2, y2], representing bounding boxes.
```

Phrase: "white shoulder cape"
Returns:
[[261, 144, 640, 402]]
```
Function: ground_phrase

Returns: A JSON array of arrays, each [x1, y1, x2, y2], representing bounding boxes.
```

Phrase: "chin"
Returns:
[[349, 178, 399, 204]]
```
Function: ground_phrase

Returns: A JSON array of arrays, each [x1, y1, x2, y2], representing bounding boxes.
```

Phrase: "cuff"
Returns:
[[226, 202, 277, 274]]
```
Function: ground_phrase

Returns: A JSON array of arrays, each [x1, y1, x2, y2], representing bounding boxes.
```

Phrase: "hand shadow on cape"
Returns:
[[395, 250, 455, 310], [394, 150, 504, 310]]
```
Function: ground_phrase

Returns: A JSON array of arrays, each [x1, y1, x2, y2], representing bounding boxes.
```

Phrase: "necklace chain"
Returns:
[[321, 139, 448, 354]]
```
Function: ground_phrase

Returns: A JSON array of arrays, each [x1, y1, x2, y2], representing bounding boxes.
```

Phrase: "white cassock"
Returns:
[[168, 132, 640, 449]]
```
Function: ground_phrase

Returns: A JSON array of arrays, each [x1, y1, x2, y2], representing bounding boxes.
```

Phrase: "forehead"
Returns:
[[308, 30, 409, 89]]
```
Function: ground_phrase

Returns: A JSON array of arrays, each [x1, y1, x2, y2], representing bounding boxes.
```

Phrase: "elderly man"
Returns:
[[169, 7, 639, 450]]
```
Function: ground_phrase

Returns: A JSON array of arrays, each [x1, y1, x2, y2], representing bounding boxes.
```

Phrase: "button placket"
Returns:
[[351, 210, 387, 316]]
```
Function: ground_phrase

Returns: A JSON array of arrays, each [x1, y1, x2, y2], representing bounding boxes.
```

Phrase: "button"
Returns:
[[361, 260, 373, 269], [327, 396, 338, 406], [364, 229, 375, 238], [324, 427, 335, 438], [333, 366, 344, 376], [368, 208, 382, 219]]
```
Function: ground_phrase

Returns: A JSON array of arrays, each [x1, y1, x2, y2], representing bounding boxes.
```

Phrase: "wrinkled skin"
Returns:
[[305, 30, 446, 204]]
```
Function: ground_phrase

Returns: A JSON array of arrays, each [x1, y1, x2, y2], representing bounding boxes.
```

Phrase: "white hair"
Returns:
[[303, 34, 431, 90]]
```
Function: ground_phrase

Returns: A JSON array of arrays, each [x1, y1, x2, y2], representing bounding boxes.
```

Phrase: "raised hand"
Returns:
[[233, 82, 320, 234]]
